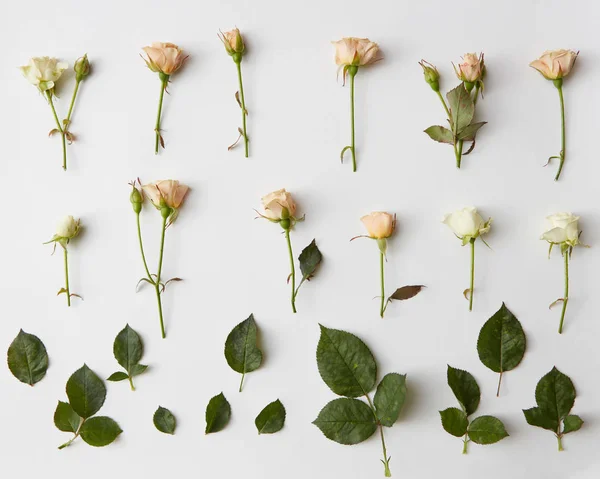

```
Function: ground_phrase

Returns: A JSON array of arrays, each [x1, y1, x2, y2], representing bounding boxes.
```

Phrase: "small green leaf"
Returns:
[[54, 401, 81, 433], [374, 373, 407, 427], [298, 239, 322, 282], [224, 314, 262, 391], [205, 392, 231, 434], [424, 125, 454, 144], [535, 367, 575, 421], [255, 399, 286, 434], [80, 416, 122, 447], [66, 364, 106, 419], [447, 365, 480, 416], [446, 85, 474, 133], [457, 121, 487, 141], [439, 407, 468, 437], [153, 406, 176, 435], [7, 329, 49, 386], [468, 416, 509, 445], [563, 415, 583, 434], [387, 285, 425, 302], [316, 325, 377, 398], [107, 372, 129, 382], [130, 364, 148, 376], [113, 324, 144, 375], [522, 407, 559, 432], [313, 398, 377, 445]]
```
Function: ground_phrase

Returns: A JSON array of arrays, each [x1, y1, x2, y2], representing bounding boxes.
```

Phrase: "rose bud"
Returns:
[[332, 37, 380, 69], [530, 49, 578, 82], [142, 43, 187, 77], [74, 54, 90, 82], [453, 53, 484, 86], [261, 189, 298, 230], [361, 212, 395, 239], [541, 212, 581, 247], [419, 60, 440, 92], [20, 57, 68, 94], [56, 215, 81, 240], [130, 184, 144, 214], [219, 28, 245, 62], [443, 207, 491, 244]]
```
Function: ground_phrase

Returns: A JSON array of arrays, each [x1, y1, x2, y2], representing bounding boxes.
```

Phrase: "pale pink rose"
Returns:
[[454, 53, 484, 82], [142, 42, 187, 75], [261, 189, 297, 220], [361, 212, 395, 239], [530, 50, 578, 80], [332, 37, 380, 67], [142, 180, 189, 209]]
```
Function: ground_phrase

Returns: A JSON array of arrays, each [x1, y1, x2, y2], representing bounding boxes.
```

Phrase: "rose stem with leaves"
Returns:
[[553, 79, 566, 181], [234, 56, 249, 157], [155, 214, 168, 337], [364, 394, 391, 476], [469, 238, 475, 311], [46, 91, 67, 170], [284, 228, 297, 313], [154, 73, 169, 154], [63, 248, 71, 307], [58, 419, 84, 450], [558, 250, 569, 334]]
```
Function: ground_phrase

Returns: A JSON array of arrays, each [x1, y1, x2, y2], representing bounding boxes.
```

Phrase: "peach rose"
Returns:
[[142, 43, 187, 75], [219, 28, 245, 56], [142, 180, 189, 209], [530, 50, 578, 80], [261, 189, 297, 220], [332, 37, 380, 67], [361, 212, 395, 239]]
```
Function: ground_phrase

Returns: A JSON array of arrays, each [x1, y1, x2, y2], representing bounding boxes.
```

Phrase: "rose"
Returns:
[[142, 43, 187, 75], [443, 207, 491, 242], [361, 212, 395, 239], [55, 215, 80, 240], [219, 28, 245, 57], [530, 50, 578, 80], [142, 180, 189, 210], [74, 54, 90, 81], [541, 212, 581, 246], [20, 57, 68, 93], [332, 38, 380, 67], [454, 53, 484, 83], [419, 60, 440, 91], [261, 189, 297, 221]]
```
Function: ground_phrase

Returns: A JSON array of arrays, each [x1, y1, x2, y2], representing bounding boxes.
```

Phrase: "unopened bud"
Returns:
[[74, 54, 90, 82], [130, 187, 143, 214], [419, 60, 440, 92]]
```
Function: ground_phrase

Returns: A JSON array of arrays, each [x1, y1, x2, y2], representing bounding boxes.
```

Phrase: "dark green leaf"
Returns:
[[457, 121, 486, 141], [535, 367, 575, 421], [316, 325, 377, 398], [153, 406, 176, 435], [130, 364, 148, 376], [388, 285, 425, 302], [439, 407, 468, 437], [563, 415, 583, 434], [447, 365, 480, 416], [80, 416, 122, 447], [522, 407, 559, 432], [66, 364, 106, 419], [7, 329, 49, 386], [446, 85, 474, 133], [205, 393, 231, 434], [113, 324, 143, 375], [313, 398, 377, 445], [255, 399, 286, 434], [424, 125, 454, 144], [468, 416, 509, 444], [224, 314, 262, 390], [107, 372, 129, 382], [298, 239, 322, 281], [374, 373, 407, 427], [54, 401, 81, 433]]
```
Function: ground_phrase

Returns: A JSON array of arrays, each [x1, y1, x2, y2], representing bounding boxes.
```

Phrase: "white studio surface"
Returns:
[[1, 0, 599, 478]]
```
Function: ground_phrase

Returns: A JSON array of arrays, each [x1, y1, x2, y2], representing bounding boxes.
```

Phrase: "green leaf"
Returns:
[[66, 364, 106, 419], [316, 325, 377, 398], [7, 329, 49, 386], [563, 415, 583, 434], [54, 401, 81, 433], [387, 285, 425, 302], [457, 121, 487, 141], [477, 303, 526, 393], [468, 416, 509, 444], [130, 364, 148, 376], [113, 324, 143, 375], [535, 367, 575, 421], [447, 365, 480, 416], [80, 416, 122, 447], [374, 373, 407, 427], [298, 239, 322, 282], [153, 406, 176, 435], [255, 399, 286, 434], [107, 372, 129, 382], [312, 398, 377, 445], [224, 314, 262, 391], [205, 392, 231, 434], [439, 407, 468, 437], [446, 85, 474, 134], [424, 125, 454, 144], [522, 407, 559, 432]]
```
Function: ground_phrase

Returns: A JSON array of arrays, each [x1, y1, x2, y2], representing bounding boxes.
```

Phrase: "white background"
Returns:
[[1, 0, 599, 477]]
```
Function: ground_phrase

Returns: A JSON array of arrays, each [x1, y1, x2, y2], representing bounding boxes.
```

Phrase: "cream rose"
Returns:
[[361, 212, 395, 239], [56, 215, 80, 239], [142, 180, 189, 209], [454, 53, 483, 82], [530, 50, 578, 80], [20, 57, 68, 92], [142, 43, 187, 75], [541, 212, 580, 246], [332, 37, 380, 67], [220, 28, 245, 56], [261, 189, 297, 220], [443, 207, 491, 242]]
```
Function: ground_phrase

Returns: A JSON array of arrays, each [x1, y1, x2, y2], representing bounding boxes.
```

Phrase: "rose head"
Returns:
[[541, 212, 581, 247], [530, 50, 578, 80], [261, 189, 297, 222], [454, 53, 484, 83], [142, 43, 187, 75], [361, 212, 395, 239], [419, 60, 440, 91], [74, 54, 90, 81], [20, 57, 68, 93], [443, 207, 491, 243], [219, 28, 245, 58], [332, 37, 380, 68], [142, 180, 189, 210]]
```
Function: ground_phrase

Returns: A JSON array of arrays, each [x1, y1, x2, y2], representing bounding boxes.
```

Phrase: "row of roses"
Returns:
[[20, 37, 578, 180]]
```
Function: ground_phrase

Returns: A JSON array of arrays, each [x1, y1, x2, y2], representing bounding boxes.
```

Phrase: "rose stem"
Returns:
[[469, 238, 475, 311], [558, 250, 569, 334], [379, 251, 386, 318], [285, 229, 297, 313], [46, 90, 67, 170], [554, 82, 566, 181], [364, 393, 391, 476], [349, 68, 357, 172], [235, 61, 249, 157], [136, 212, 153, 280], [65, 79, 81, 125], [64, 248, 71, 307], [154, 74, 169, 154], [155, 215, 168, 338], [435, 91, 461, 167]]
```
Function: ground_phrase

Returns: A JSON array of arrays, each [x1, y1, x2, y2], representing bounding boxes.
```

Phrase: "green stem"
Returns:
[[154, 76, 168, 154], [46, 90, 67, 170], [155, 216, 168, 338], [350, 70, 357, 172], [436, 90, 462, 166], [557, 434, 564, 451], [456, 139, 464, 168], [364, 394, 391, 476], [496, 371, 503, 397], [235, 61, 249, 157], [64, 248, 71, 307], [436, 90, 451, 118], [462, 434, 469, 454], [58, 418, 84, 449], [66, 80, 81, 124], [558, 251, 569, 334], [136, 213, 153, 281], [128, 375, 136, 391], [239, 373, 245, 393], [554, 85, 566, 181], [379, 252, 386, 318], [469, 238, 475, 312], [285, 229, 297, 313]]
